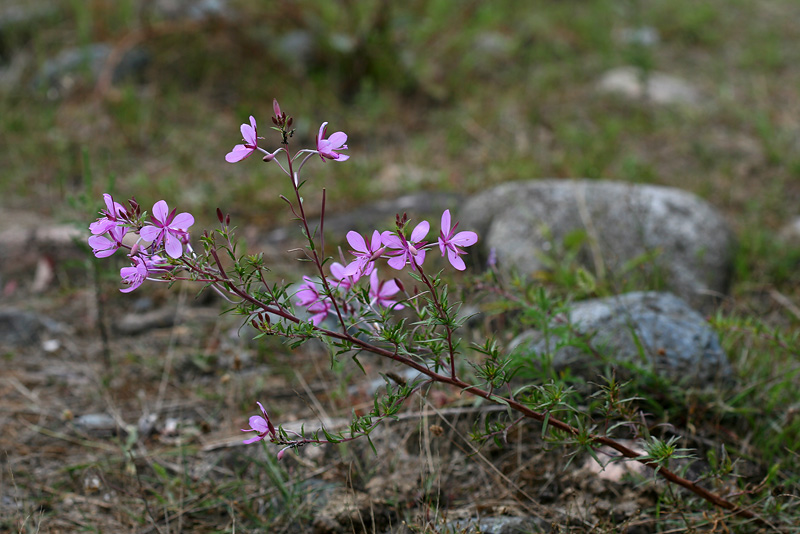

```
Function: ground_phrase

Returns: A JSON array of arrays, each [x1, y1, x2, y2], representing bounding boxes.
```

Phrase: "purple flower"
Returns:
[[343, 230, 382, 278], [369, 270, 404, 310], [90, 193, 126, 235], [330, 261, 358, 290], [139, 200, 194, 259], [226, 116, 260, 163], [316, 122, 349, 162], [437, 209, 478, 271], [88, 224, 128, 258], [295, 276, 332, 326], [241, 402, 276, 445], [119, 254, 171, 293], [119, 256, 148, 293], [381, 220, 429, 271]]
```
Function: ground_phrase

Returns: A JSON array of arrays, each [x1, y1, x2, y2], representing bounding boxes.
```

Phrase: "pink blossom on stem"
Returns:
[[381, 221, 429, 271], [316, 122, 349, 162], [437, 209, 478, 271], [90, 193, 126, 235], [119, 256, 148, 293], [119, 254, 171, 293], [343, 230, 382, 278], [88, 224, 128, 258], [369, 270, 404, 310], [139, 200, 194, 259], [241, 402, 276, 444], [226, 116, 260, 163], [295, 276, 332, 326], [330, 262, 358, 290]]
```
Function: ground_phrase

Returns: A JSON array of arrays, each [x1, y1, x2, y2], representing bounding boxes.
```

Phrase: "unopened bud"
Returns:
[[370, 247, 386, 261], [273, 98, 281, 118], [130, 243, 140, 256], [216, 207, 224, 223], [394, 278, 405, 293], [263, 152, 275, 162], [287, 117, 293, 128], [225, 214, 231, 226]]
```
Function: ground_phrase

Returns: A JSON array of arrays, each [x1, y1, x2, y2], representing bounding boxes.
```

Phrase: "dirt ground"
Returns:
[[0, 250, 773, 533]]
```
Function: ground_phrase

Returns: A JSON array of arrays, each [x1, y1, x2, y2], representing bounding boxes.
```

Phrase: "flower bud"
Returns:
[[273, 98, 281, 118], [216, 207, 224, 223], [263, 152, 275, 162]]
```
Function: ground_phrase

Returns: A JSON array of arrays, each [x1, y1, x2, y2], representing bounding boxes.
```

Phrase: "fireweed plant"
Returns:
[[88, 100, 768, 525]]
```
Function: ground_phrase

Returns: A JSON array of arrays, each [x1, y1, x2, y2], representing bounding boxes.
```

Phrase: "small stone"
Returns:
[[510, 292, 732, 387], [597, 66, 701, 106], [74, 413, 117, 434], [778, 217, 800, 245]]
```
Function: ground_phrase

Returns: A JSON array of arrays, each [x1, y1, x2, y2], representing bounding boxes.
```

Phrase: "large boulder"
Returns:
[[510, 291, 732, 388], [460, 180, 734, 310]]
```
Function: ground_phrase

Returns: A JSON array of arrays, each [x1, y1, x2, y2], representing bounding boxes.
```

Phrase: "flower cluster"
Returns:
[[88, 196, 194, 292], [91, 101, 478, 454]]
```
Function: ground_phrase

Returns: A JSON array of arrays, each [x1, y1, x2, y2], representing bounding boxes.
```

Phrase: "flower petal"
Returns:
[[452, 231, 478, 247], [410, 221, 430, 243], [151, 201, 169, 224], [226, 144, 253, 163], [440, 210, 452, 233], [448, 249, 466, 271], [346, 231, 366, 252], [171, 212, 194, 230], [164, 233, 183, 258], [387, 255, 407, 270], [327, 131, 347, 149], [139, 225, 162, 243]]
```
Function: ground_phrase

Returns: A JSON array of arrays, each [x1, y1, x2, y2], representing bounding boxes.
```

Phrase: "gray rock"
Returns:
[[74, 413, 118, 436], [36, 43, 149, 96], [0, 308, 43, 346], [0, 208, 86, 289], [460, 180, 734, 310], [619, 27, 660, 47], [151, 0, 231, 21], [0, 307, 66, 347], [778, 216, 800, 246], [445, 516, 547, 534], [510, 292, 732, 387], [597, 66, 700, 106]]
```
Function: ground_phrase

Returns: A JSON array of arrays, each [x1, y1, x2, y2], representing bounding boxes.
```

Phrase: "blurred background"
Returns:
[[1, 0, 800, 291]]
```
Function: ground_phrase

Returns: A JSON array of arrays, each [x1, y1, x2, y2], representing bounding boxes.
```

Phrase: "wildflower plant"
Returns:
[[87, 101, 771, 526]]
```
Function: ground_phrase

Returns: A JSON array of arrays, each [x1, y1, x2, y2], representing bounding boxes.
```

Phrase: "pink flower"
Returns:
[[88, 224, 128, 258], [90, 193, 126, 235], [437, 209, 478, 271], [119, 256, 148, 293], [343, 230, 382, 278], [316, 122, 349, 162], [241, 402, 276, 445], [226, 116, 260, 163], [119, 254, 171, 293], [381, 221, 429, 271], [369, 270, 403, 310], [330, 262, 358, 290], [295, 276, 332, 326], [139, 200, 194, 259]]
